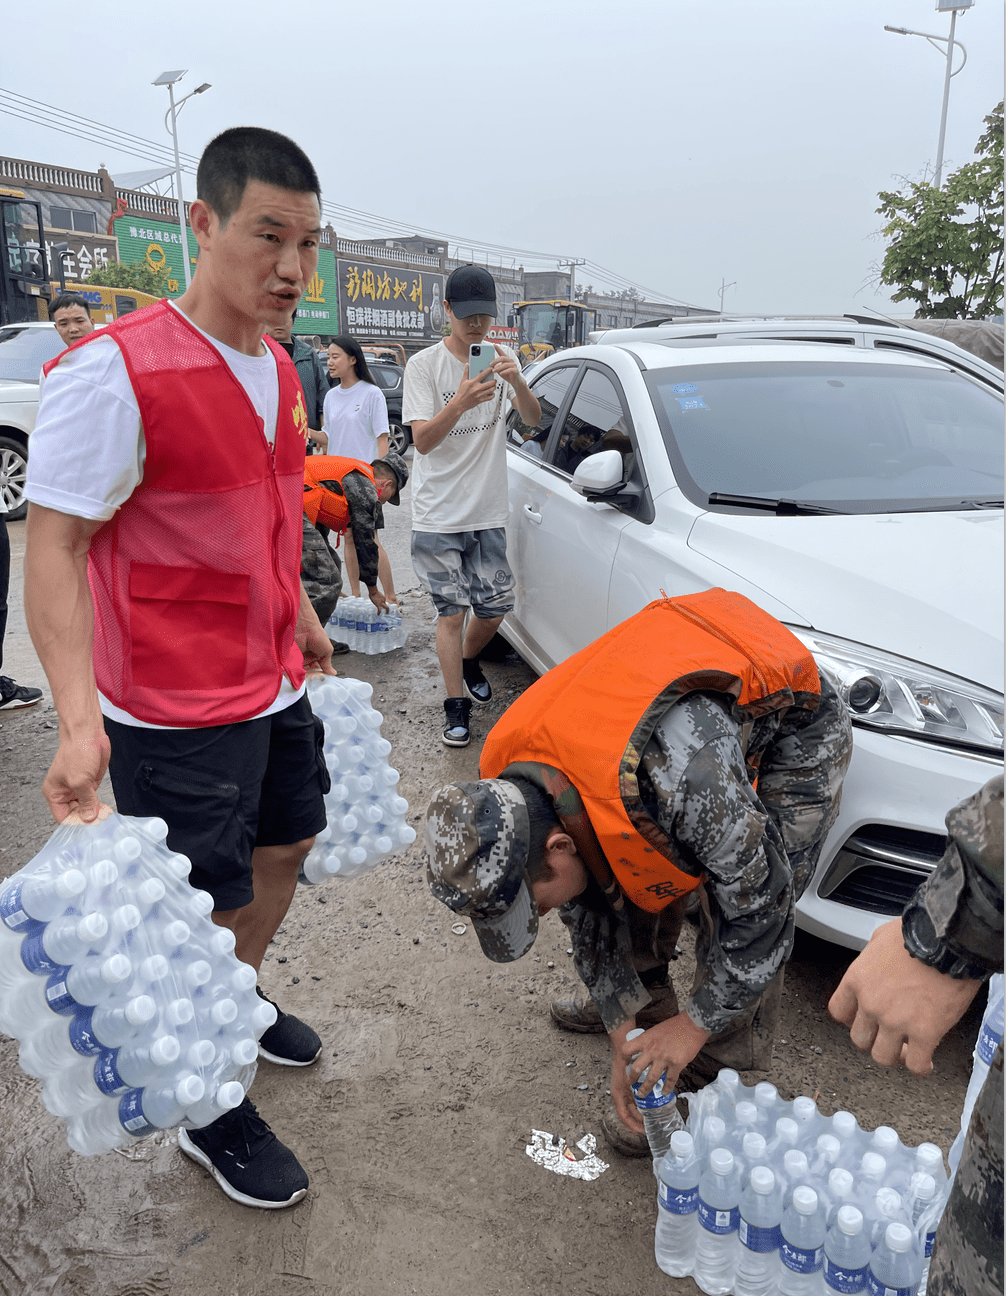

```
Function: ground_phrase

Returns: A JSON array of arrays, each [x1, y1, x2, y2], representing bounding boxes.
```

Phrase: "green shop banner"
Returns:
[[293, 248, 338, 335], [113, 216, 197, 295]]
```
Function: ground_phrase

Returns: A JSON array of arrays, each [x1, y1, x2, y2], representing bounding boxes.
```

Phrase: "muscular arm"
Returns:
[[337, 471, 381, 591], [23, 504, 109, 822]]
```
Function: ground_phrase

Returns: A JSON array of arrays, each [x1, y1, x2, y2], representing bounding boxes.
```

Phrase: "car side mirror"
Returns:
[[570, 450, 624, 497]]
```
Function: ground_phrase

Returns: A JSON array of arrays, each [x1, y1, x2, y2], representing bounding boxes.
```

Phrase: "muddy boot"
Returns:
[[600, 1101, 651, 1159], [549, 993, 606, 1033]]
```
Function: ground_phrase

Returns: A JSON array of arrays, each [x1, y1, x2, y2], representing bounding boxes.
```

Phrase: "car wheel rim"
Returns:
[[0, 447, 26, 512]]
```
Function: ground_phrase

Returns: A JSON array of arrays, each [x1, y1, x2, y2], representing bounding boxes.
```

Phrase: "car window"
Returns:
[[647, 360, 1004, 513], [371, 365, 401, 390], [0, 327, 64, 382], [549, 368, 634, 478], [507, 364, 578, 461]]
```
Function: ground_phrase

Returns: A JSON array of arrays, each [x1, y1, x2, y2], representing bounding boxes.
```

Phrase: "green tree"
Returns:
[[876, 101, 1003, 318], [83, 259, 171, 298]]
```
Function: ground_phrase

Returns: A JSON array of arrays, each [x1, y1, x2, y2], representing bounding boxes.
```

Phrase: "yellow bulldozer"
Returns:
[[509, 300, 597, 367]]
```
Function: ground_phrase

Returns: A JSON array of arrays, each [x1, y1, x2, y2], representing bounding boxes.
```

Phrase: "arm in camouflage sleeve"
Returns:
[[902, 774, 1004, 979], [324, 471, 380, 591]]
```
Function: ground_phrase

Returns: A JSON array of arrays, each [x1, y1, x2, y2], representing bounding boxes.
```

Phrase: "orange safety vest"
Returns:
[[480, 588, 820, 913], [303, 455, 375, 533]]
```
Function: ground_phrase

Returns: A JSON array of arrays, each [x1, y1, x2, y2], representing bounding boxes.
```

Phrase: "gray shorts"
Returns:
[[411, 527, 515, 619]]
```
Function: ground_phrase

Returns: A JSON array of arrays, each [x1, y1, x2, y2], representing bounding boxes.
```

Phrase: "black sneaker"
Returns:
[[328, 639, 350, 655], [443, 696, 472, 747], [256, 987, 322, 1066], [462, 657, 492, 704], [177, 1099, 308, 1208], [0, 677, 42, 710]]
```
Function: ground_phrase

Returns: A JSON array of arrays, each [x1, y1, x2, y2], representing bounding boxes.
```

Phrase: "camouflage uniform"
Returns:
[[907, 775, 1004, 1297], [559, 669, 852, 1074], [300, 468, 382, 625]]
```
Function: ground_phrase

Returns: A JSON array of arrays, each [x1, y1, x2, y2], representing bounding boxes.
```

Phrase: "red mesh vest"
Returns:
[[480, 589, 820, 912], [303, 455, 375, 533], [44, 300, 310, 727]]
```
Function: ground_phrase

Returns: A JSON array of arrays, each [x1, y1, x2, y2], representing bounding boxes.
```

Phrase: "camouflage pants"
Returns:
[[301, 515, 342, 628], [927, 1041, 1004, 1296]]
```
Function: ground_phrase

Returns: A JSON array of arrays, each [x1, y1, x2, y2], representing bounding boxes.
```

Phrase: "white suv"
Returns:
[[0, 321, 65, 520]]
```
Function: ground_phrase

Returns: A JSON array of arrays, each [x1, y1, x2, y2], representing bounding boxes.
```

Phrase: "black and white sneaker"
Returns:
[[443, 696, 472, 747], [0, 677, 42, 710], [462, 657, 492, 704], [256, 987, 322, 1066], [178, 1099, 308, 1208]]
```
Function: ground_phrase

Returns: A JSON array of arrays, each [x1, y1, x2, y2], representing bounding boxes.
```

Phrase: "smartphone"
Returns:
[[468, 342, 496, 382]]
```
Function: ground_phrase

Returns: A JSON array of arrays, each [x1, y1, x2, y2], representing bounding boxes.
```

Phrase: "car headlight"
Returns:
[[790, 629, 1004, 756]]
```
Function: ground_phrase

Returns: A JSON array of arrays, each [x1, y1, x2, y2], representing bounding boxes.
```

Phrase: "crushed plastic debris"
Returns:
[[525, 1129, 609, 1181], [451, 922, 467, 935]]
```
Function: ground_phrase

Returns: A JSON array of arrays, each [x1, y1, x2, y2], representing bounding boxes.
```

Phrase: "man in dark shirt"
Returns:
[[266, 321, 330, 448]]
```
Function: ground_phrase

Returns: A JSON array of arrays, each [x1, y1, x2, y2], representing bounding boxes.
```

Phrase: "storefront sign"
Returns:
[[294, 248, 338, 335], [40, 230, 117, 285], [337, 259, 445, 341], [486, 325, 518, 344], [113, 216, 198, 295]]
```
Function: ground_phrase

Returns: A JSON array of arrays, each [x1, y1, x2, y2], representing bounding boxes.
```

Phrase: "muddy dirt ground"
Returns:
[[0, 506, 982, 1297]]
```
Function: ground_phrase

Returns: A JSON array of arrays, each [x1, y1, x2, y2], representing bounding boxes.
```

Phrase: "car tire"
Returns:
[[0, 436, 28, 521], [388, 422, 411, 455]]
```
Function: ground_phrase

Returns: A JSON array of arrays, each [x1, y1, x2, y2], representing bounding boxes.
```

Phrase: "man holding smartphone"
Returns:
[[403, 265, 540, 747]]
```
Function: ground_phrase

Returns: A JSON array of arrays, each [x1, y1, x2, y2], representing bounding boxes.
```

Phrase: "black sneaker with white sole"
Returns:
[[0, 676, 42, 710], [178, 1099, 308, 1208], [462, 656, 492, 704], [443, 696, 472, 747], [256, 987, 322, 1066]]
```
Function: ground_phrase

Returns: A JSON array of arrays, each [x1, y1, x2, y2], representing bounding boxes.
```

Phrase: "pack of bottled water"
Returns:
[[299, 675, 417, 886], [328, 597, 407, 654], [652, 1070, 950, 1295], [0, 814, 274, 1157]]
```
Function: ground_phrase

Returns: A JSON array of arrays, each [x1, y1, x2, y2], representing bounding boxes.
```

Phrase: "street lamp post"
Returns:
[[153, 70, 211, 289], [884, 1, 971, 188]]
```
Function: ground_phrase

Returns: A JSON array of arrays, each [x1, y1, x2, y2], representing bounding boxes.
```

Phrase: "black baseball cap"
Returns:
[[444, 265, 498, 319]]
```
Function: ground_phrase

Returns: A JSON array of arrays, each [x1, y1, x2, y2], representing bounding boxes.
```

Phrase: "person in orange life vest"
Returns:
[[23, 127, 337, 1210], [424, 590, 853, 1157], [300, 452, 408, 636]]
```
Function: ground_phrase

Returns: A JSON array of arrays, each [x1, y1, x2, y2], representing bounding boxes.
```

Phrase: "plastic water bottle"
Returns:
[[792, 1095, 823, 1142], [735, 1165, 782, 1296], [824, 1204, 871, 1296], [831, 1110, 862, 1163], [913, 1143, 947, 1192], [753, 1081, 782, 1124], [911, 1174, 945, 1296], [0, 870, 87, 927], [867, 1222, 922, 1296], [869, 1188, 909, 1246], [778, 1185, 826, 1295], [183, 1079, 245, 1129], [768, 1117, 801, 1160], [855, 1152, 888, 1203], [738, 1132, 768, 1183], [693, 1147, 741, 1295], [37, 912, 110, 965], [729, 1101, 762, 1152], [695, 1115, 727, 1162], [948, 973, 1003, 1181], [825, 1168, 857, 1225], [624, 1027, 685, 1169], [780, 1150, 811, 1207], [811, 1134, 843, 1183], [92, 1036, 181, 1093], [654, 1130, 700, 1277]]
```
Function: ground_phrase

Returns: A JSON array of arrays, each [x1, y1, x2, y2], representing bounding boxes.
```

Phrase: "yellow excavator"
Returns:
[[509, 300, 597, 366]]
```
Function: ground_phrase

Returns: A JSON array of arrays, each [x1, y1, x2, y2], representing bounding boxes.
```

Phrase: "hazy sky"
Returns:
[[3, 0, 1002, 314]]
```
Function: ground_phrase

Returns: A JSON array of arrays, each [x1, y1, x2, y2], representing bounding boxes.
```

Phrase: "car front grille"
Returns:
[[818, 824, 948, 917]]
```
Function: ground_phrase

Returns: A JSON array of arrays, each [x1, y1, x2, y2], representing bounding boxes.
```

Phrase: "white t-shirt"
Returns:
[[322, 381, 389, 462], [25, 302, 303, 728], [402, 340, 518, 533]]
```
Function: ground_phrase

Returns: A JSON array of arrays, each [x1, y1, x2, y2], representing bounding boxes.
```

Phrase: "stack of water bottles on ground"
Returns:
[[625, 1032, 951, 1295], [298, 675, 416, 885], [328, 597, 407, 655], [0, 814, 275, 1156]]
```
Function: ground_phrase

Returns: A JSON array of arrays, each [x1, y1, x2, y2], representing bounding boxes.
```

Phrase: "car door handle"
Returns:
[[523, 505, 542, 524]]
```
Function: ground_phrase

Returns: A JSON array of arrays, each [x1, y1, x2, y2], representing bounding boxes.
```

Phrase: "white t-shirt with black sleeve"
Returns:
[[402, 340, 519, 534]]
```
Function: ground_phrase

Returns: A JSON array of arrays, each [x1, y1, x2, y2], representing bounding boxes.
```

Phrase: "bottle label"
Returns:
[[93, 1049, 127, 1096], [697, 1199, 739, 1235], [0, 882, 30, 930], [630, 1073, 674, 1111], [69, 1010, 101, 1056], [977, 1020, 1003, 1065], [780, 1241, 823, 1273], [45, 975, 76, 1015], [19, 933, 67, 978], [925, 1229, 936, 1259], [118, 1089, 156, 1136], [658, 1184, 698, 1215], [865, 1275, 913, 1296], [739, 1219, 780, 1253], [825, 1259, 869, 1293]]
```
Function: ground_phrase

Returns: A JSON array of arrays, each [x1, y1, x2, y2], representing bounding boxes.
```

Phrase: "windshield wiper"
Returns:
[[707, 492, 845, 516]]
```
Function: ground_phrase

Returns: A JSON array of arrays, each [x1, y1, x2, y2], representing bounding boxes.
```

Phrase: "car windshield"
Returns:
[[0, 327, 64, 383], [647, 360, 1004, 513]]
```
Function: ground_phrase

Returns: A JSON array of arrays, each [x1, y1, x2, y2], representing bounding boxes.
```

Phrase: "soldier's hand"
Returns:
[[828, 918, 983, 1076], [626, 1012, 710, 1096], [609, 1022, 646, 1134], [367, 586, 389, 614]]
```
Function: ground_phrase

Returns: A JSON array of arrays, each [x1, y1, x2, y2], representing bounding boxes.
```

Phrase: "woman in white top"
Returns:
[[323, 335, 396, 601]]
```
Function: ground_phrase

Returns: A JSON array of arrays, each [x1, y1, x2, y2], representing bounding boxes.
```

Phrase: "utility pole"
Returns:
[[718, 277, 737, 314], [558, 257, 586, 302], [154, 71, 211, 289]]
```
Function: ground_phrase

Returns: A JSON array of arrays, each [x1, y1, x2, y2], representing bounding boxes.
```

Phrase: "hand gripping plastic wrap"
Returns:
[[0, 813, 276, 1156], [299, 675, 417, 885]]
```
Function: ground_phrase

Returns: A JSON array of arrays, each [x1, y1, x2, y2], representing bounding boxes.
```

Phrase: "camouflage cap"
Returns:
[[372, 450, 409, 506], [424, 780, 536, 962]]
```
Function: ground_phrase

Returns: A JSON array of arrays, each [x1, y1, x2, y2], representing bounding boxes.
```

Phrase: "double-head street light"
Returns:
[[885, 0, 973, 189], [153, 70, 211, 288]]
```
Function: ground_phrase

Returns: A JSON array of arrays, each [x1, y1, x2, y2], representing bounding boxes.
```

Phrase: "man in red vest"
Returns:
[[24, 127, 335, 1209], [424, 590, 852, 1156]]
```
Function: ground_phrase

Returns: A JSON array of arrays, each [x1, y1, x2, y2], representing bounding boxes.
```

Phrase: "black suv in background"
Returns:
[[367, 360, 411, 454]]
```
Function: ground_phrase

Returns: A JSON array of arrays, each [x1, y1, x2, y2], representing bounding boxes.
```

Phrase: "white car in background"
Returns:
[[501, 325, 1003, 950], [0, 321, 65, 520]]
